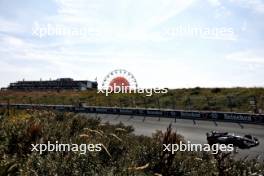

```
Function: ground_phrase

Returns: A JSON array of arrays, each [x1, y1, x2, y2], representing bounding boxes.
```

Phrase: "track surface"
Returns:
[[84, 113, 264, 160]]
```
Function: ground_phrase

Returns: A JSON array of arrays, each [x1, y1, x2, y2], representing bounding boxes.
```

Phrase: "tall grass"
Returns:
[[0, 110, 263, 175]]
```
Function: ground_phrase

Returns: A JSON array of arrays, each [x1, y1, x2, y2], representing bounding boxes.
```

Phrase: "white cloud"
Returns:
[[207, 0, 232, 18], [207, 0, 221, 7], [226, 50, 264, 64], [230, 0, 264, 13], [2, 36, 24, 47], [52, 0, 196, 43], [0, 17, 25, 33], [55, 0, 196, 27], [0, 0, 263, 88]]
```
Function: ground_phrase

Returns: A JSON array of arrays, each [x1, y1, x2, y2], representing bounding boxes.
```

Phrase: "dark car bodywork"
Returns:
[[206, 131, 259, 149]]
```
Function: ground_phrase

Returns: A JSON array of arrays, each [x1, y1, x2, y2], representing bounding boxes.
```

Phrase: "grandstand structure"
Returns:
[[5, 78, 97, 91]]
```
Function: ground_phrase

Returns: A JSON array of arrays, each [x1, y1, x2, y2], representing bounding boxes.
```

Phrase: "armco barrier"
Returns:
[[0, 103, 263, 124]]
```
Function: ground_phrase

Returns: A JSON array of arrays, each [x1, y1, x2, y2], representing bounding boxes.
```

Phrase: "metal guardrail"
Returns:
[[0, 103, 264, 124]]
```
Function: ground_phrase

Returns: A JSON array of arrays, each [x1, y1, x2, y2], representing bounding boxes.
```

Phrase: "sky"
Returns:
[[0, 0, 264, 89]]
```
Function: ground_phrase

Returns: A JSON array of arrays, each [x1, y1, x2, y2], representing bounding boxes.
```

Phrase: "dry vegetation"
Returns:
[[0, 87, 264, 113], [0, 109, 263, 175]]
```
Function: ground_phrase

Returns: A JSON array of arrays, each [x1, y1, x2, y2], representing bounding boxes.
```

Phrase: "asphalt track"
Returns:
[[83, 113, 264, 160]]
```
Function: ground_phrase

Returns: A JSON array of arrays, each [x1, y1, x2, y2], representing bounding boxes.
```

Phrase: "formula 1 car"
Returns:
[[206, 131, 259, 149]]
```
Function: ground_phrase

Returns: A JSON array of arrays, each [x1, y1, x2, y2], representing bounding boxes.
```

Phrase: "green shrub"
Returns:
[[0, 110, 263, 175]]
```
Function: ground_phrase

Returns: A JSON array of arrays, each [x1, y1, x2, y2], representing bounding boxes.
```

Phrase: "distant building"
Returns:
[[6, 78, 97, 91]]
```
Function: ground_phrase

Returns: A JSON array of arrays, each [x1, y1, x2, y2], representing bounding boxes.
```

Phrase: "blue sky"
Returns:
[[0, 0, 264, 88]]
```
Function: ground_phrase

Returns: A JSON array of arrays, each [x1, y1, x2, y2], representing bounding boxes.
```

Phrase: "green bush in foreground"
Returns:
[[0, 110, 263, 176]]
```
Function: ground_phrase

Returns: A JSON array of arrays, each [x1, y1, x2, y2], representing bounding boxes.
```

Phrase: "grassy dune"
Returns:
[[1, 87, 264, 113]]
